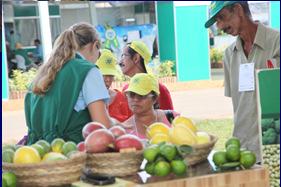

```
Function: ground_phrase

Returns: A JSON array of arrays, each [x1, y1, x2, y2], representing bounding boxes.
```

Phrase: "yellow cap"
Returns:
[[126, 73, 159, 96], [96, 49, 119, 76], [129, 41, 151, 64]]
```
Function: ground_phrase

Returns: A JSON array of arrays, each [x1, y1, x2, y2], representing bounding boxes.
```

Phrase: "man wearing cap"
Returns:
[[205, 1, 280, 163], [119, 40, 174, 112], [96, 49, 131, 122]]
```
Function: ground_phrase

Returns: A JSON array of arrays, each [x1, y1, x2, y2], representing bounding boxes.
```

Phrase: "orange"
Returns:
[[13, 146, 41, 164]]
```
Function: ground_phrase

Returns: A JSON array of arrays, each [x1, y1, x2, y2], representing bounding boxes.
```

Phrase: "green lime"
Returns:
[[2, 149, 15, 163], [160, 144, 177, 161], [212, 151, 227, 166], [51, 138, 65, 153], [62, 141, 77, 156], [2, 172, 17, 187], [144, 162, 156, 175], [2, 145, 16, 152], [226, 145, 240, 162], [155, 155, 168, 163], [154, 161, 171, 177], [36, 140, 51, 153], [2, 177, 8, 187], [171, 160, 187, 176], [240, 151, 256, 169], [143, 145, 160, 162], [31, 144, 46, 158], [225, 137, 241, 149], [66, 150, 78, 159]]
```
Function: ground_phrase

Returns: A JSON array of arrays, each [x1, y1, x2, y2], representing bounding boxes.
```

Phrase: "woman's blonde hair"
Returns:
[[32, 22, 100, 95]]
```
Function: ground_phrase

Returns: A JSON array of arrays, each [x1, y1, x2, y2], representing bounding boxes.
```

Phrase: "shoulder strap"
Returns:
[[164, 110, 175, 124]]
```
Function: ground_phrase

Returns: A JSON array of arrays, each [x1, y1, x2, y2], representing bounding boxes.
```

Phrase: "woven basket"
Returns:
[[2, 152, 86, 187], [185, 133, 218, 166], [86, 150, 143, 177]]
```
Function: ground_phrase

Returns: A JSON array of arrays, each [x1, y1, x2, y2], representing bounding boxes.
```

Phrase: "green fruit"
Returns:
[[226, 145, 240, 162], [51, 138, 65, 153], [2, 177, 8, 187], [240, 151, 256, 169], [2, 145, 16, 152], [154, 161, 171, 177], [36, 140, 51, 153], [62, 141, 77, 156], [160, 144, 177, 161], [66, 150, 78, 159], [171, 160, 187, 176], [31, 144, 46, 158], [220, 162, 240, 170], [155, 155, 168, 163], [212, 151, 227, 166], [2, 172, 17, 187], [225, 137, 241, 149], [42, 152, 67, 162], [2, 149, 15, 163], [143, 145, 160, 162], [144, 162, 155, 175]]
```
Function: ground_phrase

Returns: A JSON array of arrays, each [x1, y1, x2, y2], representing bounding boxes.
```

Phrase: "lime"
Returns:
[[2, 172, 17, 187], [31, 144, 46, 158], [51, 138, 65, 153], [171, 160, 187, 176], [226, 145, 240, 162], [62, 141, 77, 156], [155, 155, 168, 163], [212, 151, 227, 166], [143, 145, 160, 162], [144, 162, 156, 175], [225, 137, 240, 149], [2, 145, 16, 152], [240, 151, 256, 169], [2, 177, 8, 187], [66, 150, 78, 159], [159, 144, 177, 161], [36, 140, 51, 153], [2, 149, 15, 163], [154, 161, 171, 177]]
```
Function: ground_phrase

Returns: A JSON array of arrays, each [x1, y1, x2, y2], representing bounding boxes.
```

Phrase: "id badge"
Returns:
[[239, 63, 255, 92]]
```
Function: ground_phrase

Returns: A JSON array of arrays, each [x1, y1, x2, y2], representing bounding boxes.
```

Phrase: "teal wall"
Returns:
[[175, 5, 210, 81], [270, 1, 280, 30], [2, 29, 9, 100], [156, 2, 176, 64]]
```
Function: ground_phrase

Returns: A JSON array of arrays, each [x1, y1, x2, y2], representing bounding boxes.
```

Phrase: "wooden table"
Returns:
[[72, 158, 270, 187]]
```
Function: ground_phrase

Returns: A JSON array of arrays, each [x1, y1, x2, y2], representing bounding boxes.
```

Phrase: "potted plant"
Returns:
[[210, 48, 223, 68]]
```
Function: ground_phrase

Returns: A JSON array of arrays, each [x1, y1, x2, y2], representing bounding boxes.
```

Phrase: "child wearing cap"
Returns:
[[122, 73, 179, 139], [119, 40, 174, 111], [96, 49, 131, 122]]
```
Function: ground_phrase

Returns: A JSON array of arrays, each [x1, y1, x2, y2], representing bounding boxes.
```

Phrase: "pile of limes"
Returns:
[[143, 142, 187, 177], [2, 138, 78, 164], [212, 137, 256, 170], [2, 172, 17, 187]]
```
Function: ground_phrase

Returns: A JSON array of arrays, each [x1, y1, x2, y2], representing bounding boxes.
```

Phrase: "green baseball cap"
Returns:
[[205, 1, 239, 28]]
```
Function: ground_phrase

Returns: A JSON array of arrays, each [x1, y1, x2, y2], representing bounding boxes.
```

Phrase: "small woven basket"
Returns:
[[86, 150, 143, 177], [185, 134, 218, 166], [2, 152, 86, 187]]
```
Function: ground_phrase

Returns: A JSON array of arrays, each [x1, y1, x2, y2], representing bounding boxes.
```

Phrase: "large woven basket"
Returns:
[[2, 152, 86, 187], [185, 133, 218, 166], [86, 150, 143, 177]]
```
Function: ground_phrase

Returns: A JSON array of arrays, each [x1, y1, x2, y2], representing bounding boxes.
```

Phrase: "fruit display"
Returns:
[[2, 138, 79, 165], [143, 142, 189, 177], [146, 116, 211, 146], [262, 144, 280, 187], [212, 137, 256, 170]]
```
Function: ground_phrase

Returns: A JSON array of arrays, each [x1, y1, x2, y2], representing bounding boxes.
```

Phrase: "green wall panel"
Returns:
[[156, 2, 176, 64], [270, 1, 280, 30], [175, 5, 210, 81], [2, 30, 9, 100]]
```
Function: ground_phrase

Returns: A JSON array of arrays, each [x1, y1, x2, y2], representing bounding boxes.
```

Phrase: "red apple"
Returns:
[[109, 126, 126, 138], [77, 141, 85, 152], [82, 121, 106, 139], [85, 129, 115, 153]]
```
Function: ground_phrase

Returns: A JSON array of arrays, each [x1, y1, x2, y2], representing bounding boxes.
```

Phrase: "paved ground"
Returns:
[[2, 87, 233, 144]]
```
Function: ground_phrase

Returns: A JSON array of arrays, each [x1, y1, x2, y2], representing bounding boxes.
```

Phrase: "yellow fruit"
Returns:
[[169, 124, 197, 146], [196, 131, 211, 144], [13, 146, 41, 164], [172, 116, 197, 133], [51, 138, 65, 153], [146, 122, 170, 139], [150, 133, 170, 144]]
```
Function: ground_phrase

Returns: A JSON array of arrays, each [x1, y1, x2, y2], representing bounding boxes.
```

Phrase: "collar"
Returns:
[[75, 52, 86, 60], [232, 23, 266, 51]]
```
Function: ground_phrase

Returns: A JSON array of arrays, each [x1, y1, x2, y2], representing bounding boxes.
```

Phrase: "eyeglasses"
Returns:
[[121, 53, 131, 59], [125, 92, 154, 100]]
